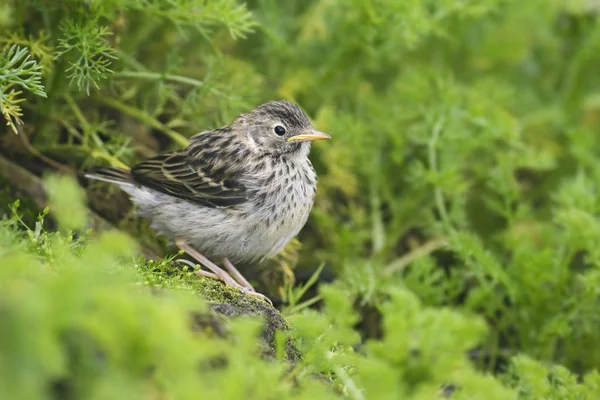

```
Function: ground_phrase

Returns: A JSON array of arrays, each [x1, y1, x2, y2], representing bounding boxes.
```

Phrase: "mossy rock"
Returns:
[[199, 280, 301, 362], [141, 260, 301, 363]]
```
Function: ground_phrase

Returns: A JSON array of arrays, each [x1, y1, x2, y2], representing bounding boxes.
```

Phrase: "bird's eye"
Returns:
[[273, 125, 286, 136]]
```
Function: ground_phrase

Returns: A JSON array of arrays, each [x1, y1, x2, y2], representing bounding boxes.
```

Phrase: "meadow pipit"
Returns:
[[86, 101, 330, 303]]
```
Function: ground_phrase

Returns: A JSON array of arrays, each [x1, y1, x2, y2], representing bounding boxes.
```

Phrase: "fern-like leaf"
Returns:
[[0, 45, 46, 134]]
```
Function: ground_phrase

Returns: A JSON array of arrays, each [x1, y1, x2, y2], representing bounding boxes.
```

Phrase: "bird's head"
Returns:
[[234, 100, 330, 157]]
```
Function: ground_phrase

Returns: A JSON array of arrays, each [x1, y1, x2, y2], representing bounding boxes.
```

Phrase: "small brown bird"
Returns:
[[86, 100, 330, 302]]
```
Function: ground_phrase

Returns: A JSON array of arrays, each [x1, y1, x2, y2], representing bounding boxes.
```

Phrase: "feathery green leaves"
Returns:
[[55, 20, 117, 95], [0, 45, 46, 133]]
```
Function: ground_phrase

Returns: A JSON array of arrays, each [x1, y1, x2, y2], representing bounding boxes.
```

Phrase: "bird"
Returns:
[[85, 100, 330, 303]]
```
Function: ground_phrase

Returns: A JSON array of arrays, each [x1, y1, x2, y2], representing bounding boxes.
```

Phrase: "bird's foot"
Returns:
[[175, 239, 272, 306], [221, 257, 256, 291]]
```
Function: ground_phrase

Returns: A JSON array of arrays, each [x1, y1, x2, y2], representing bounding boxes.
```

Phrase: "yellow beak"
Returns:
[[287, 130, 331, 142]]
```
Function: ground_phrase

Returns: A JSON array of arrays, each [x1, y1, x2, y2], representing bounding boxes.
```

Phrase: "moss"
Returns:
[[137, 257, 301, 361]]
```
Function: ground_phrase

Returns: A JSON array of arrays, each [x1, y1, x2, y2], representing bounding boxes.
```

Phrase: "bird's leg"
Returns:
[[175, 239, 272, 305], [222, 258, 255, 292], [176, 239, 242, 288]]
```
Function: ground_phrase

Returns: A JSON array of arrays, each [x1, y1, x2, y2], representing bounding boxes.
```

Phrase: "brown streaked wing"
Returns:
[[131, 145, 247, 208]]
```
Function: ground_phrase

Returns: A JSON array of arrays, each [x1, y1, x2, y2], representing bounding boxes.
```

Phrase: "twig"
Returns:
[[17, 124, 73, 173]]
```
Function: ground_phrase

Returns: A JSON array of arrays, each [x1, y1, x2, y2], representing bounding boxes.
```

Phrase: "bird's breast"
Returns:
[[246, 159, 317, 256]]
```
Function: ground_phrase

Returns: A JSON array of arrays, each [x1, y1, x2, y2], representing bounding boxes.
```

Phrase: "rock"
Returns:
[[192, 279, 301, 362]]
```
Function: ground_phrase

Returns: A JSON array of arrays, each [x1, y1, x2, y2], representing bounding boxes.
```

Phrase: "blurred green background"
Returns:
[[2, 0, 600, 398]]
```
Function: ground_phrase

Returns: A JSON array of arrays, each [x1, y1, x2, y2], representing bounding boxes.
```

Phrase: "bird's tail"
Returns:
[[85, 167, 134, 186]]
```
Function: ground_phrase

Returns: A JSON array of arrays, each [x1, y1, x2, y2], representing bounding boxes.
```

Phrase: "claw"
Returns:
[[241, 287, 273, 306]]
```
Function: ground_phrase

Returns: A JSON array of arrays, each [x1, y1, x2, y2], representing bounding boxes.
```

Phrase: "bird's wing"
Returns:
[[131, 134, 248, 208]]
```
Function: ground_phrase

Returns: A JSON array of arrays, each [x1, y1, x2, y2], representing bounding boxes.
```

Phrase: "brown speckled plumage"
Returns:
[[86, 100, 330, 265]]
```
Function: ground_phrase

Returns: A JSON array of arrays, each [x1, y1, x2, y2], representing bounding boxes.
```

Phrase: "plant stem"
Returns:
[[16, 125, 72, 173], [334, 365, 365, 400], [37, 143, 130, 170], [64, 93, 105, 148], [93, 95, 189, 147], [383, 237, 448, 275], [370, 172, 385, 255], [428, 116, 452, 230], [88, 149, 129, 169], [64, 93, 90, 130], [113, 70, 205, 89]]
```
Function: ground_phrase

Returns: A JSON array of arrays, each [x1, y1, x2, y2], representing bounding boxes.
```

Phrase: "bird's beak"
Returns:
[[287, 129, 331, 142]]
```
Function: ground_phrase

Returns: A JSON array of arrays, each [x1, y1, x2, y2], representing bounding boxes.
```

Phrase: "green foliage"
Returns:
[[0, 45, 46, 133], [0, 175, 522, 399], [507, 356, 600, 399], [44, 174, 88, 230], [2, 0, 600, 398], [56, 20, 117, 95]]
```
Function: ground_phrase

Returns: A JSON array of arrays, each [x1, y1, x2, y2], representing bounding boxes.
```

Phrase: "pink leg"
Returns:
[[222, 258, 255, 291], [176, 240, 272, 305]]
